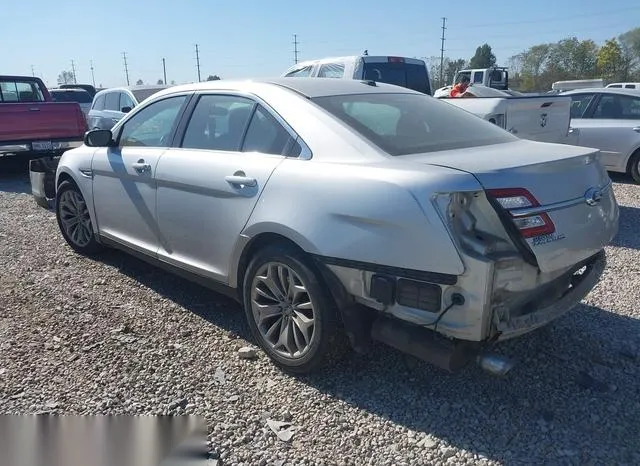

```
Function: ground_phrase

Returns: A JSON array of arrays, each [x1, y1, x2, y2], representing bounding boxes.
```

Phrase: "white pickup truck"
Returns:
[[434, 84, 573, 144]]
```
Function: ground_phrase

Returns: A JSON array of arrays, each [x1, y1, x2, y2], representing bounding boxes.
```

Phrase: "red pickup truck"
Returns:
[[0, 75, 88, 160]]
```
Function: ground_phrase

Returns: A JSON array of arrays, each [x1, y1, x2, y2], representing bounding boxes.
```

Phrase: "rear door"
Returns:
[[154, 93, 298, 283], [504, 95, 572, 143], [572, 92, 640, 172]]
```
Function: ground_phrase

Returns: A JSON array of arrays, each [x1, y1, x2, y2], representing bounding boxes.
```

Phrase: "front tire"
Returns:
[[55, 180, 102, 256], [242, 243, 343, 374]]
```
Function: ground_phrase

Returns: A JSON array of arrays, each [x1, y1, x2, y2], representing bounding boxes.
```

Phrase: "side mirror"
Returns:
[[84, 129, 114, 147], [121, 106, 132, 113]]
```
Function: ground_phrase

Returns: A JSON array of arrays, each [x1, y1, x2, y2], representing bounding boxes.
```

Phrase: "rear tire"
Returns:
[[242, 242, 345, 374], [628, 149, 640, 184], [55, 180, 103, 256]]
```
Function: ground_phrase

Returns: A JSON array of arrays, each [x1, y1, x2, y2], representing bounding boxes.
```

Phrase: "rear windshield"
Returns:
[[132, 88, 167, 103], [363, 62, 431, 95], [312, 93, 516, 156], [51, 90, 93, 103]]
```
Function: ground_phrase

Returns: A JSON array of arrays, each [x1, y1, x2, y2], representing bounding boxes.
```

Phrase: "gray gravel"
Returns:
[[1, 168, 640, 465]]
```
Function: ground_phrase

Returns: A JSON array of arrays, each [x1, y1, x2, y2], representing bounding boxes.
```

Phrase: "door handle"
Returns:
[[225, 175, 257, 187], [633, 127, 640, 133], [132, 160, 151, 174], [568, 127, 579, 135]]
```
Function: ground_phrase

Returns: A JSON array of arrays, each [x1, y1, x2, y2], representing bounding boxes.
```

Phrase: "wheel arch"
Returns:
[[624, 144, 640, 174], [55, 167, 99, 236]]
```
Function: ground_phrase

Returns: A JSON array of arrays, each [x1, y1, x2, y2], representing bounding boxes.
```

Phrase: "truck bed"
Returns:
[[441, 94, 572, 144]]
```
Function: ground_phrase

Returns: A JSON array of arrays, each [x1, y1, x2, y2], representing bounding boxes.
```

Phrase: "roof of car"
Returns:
[[160, 77, 420, 99], [96, 85, 168, 94], [562, 87, 640, 96]]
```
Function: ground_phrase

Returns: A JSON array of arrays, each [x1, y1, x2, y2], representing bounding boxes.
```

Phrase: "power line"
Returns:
[[293, 34, 300, 64], [70, 60, 77, 84], [195, 44, 201, 82], [439, 18, 447, 85], [456, 6, 640, 29], [162, 58, 167, 85], [90, 61, 96, 88], [122, 52, 130, 86], [446, 21, 634, 42]]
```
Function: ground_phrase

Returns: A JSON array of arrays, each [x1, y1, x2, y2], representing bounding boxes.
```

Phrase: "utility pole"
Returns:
[[90, 60, 96, 87], [122, 52, 130, 85], [293, 34, 300, 64], [31, 65, 35, 77], [195, 44, 201, 82], [71, 59, 77, 83], [162, 58, 167, 85], [439, 17, 447, 86]]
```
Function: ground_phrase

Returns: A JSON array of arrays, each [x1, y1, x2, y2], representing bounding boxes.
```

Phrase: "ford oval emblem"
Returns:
[[584, 187, 603, 206]]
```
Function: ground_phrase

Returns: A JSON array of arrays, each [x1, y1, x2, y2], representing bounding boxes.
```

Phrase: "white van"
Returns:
[[606, 82, 640, 90], [282, 55, 432, 95]]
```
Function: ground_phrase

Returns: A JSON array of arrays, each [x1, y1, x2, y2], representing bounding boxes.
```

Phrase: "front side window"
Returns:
[[318, 63, 345, 79], [104, 92, 121, 111], [593, 94, 640, 120], [118, 96, 187, 147], [182, 95, 255, 151], [285, 66, 313, 77], [569, 94, 595, 118], [473, 71, 484, 84], [313, 92, 516, 156]]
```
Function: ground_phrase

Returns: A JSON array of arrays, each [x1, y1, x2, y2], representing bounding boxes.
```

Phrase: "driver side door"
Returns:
[[91, 94, 190, 255]]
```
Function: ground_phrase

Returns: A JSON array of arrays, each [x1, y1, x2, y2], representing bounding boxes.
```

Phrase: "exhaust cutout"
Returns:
[[477, 353, 514, 377]]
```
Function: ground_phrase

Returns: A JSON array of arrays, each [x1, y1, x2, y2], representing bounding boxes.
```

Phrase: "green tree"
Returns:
[[136, 79, 144, 85], [597, 38, 625, 82], [445, 59, 467, 84], [619, 27, 640, 79], [468, 44, 496, 69], [206, 75, 221, 81], [157, 79, 164, 85]]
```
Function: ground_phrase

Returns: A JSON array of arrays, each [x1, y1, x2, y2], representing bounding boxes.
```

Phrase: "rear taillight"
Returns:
[[388, 56, 405, 63], [77, 106, 88, 132], [487, 188, 555, 239]]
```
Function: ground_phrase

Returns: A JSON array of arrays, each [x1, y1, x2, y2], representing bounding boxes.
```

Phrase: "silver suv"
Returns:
[[88, 85, 167, 130]]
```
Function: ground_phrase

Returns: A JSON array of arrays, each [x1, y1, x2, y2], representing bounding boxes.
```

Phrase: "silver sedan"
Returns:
[[50, 78, 618, 375], [564, 88, 640, 182]]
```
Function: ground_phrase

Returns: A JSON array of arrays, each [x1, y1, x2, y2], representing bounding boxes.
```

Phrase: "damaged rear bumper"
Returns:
[[28, 156, 60, 210], [494, 249, 606, 340]]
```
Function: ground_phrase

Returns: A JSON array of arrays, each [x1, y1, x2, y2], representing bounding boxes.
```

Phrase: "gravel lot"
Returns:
[[1, 164, 639, 465]]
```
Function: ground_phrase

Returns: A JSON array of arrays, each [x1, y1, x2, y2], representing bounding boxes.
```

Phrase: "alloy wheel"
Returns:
[[250, 262, 316, 359], [58, 189, 93, 248]]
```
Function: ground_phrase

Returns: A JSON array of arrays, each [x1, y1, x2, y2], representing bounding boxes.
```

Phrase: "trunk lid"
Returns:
[[0, 102, 87, 142], [405, 140, 619, 273]]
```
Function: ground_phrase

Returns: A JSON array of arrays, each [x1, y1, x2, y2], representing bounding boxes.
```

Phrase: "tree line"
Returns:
[[429, 27, 640, 92]]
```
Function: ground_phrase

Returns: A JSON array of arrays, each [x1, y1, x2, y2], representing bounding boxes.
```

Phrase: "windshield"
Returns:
[[51, 90, 92, 103], [312, 93, 516, 156], [132, 87, 167, 103], [362, 62, 431, 95]]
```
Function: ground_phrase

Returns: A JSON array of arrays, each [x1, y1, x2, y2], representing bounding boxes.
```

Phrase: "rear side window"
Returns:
[[593, 94, 640, 120], [317, 63, 345, 78], [363, 62, 431, 95], [120, 92, 136, 111], [0, 80, 44, 102], [473, 71, 484, 84], [569, 94, 595, 118], [313, 93, 516, 156], [51, 90, 92, 103], [242, 105, 296, 155], [104, 92, 121, 111], [625, 84, 637, 89], [92, 94, 106, 110]]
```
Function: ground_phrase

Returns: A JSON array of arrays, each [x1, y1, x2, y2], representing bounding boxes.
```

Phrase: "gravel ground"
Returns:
[[1, 166, 640, 465]]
